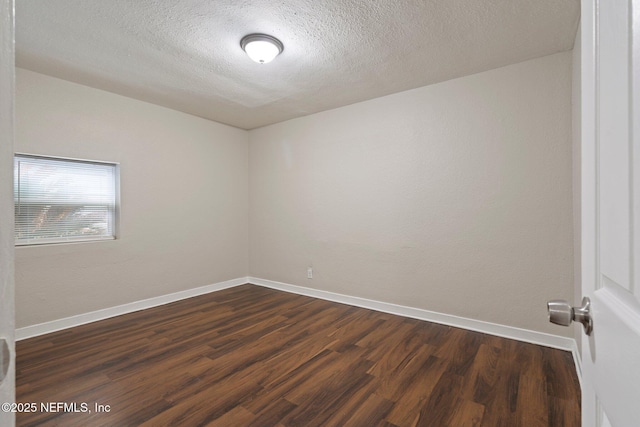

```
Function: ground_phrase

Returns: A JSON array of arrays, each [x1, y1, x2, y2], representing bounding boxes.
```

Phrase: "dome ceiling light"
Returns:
[[240, 34, 283, 64]]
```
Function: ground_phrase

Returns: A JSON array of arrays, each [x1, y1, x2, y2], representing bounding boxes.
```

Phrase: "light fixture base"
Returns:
[[240, 33, 283, 64]]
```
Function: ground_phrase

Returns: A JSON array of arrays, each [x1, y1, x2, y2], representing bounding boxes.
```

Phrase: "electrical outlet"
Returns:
[[307, 267, 313, 279]]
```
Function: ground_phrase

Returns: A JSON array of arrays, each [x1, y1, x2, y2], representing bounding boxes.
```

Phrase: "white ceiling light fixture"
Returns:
[[240, 34, 283, 64]]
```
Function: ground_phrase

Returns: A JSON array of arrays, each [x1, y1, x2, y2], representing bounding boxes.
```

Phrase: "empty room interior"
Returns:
[[3, 0, 639, 425]]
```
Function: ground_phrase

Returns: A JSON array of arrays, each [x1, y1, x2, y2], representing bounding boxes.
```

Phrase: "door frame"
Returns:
[[0, 0, 15, 426], [579, 0, 597, 423]]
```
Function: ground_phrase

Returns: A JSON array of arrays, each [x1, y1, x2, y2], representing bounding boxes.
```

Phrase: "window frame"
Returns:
[[14, 153, 120, 247]]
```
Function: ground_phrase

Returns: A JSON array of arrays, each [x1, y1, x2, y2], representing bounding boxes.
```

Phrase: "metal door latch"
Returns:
[[547, 297, 593, 335]]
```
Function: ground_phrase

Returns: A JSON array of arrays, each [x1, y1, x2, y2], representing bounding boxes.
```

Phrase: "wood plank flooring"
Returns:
[[16, 284, 580, 426]]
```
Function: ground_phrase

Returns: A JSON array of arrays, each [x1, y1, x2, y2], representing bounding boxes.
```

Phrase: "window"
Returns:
[[14, 154, 118, 246]]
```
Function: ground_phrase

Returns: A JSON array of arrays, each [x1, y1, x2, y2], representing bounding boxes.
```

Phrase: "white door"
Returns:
[[580, 0, 640, 425], [0, 0, 15, 426]]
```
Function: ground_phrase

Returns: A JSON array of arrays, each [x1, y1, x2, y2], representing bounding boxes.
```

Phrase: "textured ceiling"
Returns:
[[16, 0, 579, 130]]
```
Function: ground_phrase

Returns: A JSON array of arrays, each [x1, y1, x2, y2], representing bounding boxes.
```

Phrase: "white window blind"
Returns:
[[14, 154, 118, 246]]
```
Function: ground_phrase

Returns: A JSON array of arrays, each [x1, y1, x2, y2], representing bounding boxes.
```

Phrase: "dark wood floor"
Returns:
[[16, 284, 580, 426]]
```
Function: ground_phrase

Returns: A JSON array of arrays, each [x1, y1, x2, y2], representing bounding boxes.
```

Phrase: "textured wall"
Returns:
[[249, 52, 574, 336], [15, 69, 249, 328]]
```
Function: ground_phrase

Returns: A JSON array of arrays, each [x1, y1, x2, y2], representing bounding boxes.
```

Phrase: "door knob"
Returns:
[[0, 338, 9, 384], [547, 297, 593, 335]]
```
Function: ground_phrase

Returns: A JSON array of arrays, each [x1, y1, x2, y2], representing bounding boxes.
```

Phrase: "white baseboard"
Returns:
[[17, 275, 578, 356], [249, 277, 577, 352], [16, 277, 250, 340], [571, 338, 583, 388]]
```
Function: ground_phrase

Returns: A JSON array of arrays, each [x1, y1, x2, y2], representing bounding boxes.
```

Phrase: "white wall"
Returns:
[[15, 69, 249, 328], [249, 52, 574, 336], [16, 51, 575, 339]]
